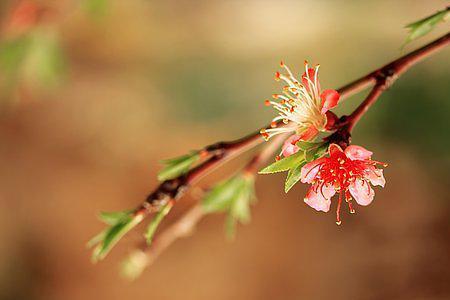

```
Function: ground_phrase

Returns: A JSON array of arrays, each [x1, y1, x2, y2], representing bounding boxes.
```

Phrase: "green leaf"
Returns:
[[89, 212, 144, 262], [229, 177, 254, 223], [295, 140, 324, 151], [202, 176, 242, 213], [258, 150, 305, 174], [158, 151, 200, 181], [144, 202, 173, 245], [86, 229, 107, 249], [284, 163, 305, 193], [404, 8, 449, 46], [201, 174, 255, 239], [99, 210, 132, 225]]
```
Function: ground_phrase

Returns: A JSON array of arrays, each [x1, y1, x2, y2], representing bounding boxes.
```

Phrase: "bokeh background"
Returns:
[[0, 1, 449, 299]]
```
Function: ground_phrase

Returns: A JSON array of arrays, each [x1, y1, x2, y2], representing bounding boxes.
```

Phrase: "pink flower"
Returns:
[[300, 144, 387, 224], [260, 61, 340, 142]]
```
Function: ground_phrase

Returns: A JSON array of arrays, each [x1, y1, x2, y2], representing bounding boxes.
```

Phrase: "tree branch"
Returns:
[[120, 32, 450, 277]]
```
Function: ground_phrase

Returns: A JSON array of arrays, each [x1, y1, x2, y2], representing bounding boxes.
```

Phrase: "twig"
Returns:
[[128, 134, 287, 273]]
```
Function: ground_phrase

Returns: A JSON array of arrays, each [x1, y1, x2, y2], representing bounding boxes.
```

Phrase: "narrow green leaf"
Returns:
[[202, 174, 256, 239], [258, 151, 305, 174], [225, 213, 237, 240], [404, 8, 449, 46], [157, 151, 200, 181], [295, 141, 323, 151], [284, 163, 305, 193], [99, 210, 132, 225], [86, 229, 107, 249], [202, 177, 242, 213], [91, 214, 144, 263], [230, 177, 254, 224], [144, 202, 173, 245]]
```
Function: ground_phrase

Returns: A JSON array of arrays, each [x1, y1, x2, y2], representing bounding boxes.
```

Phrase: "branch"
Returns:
[[336, 32, 450, 101], [119, 32, 449, 277], [123, 135, 287, 277], [135, 32, 449, 217], [332, 32, 450, 137]]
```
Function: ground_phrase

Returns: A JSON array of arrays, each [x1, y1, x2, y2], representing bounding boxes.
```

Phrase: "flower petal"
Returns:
[[321, 183, 336, 199], [349, 179, 375, 206], [367, 168, 385, 187], [300, 157, 326, 184], [301, 68, 317, 89], [344, 145, 373, 161], [304, 185, 332, 212], [328, 143, 345, 158], [320, 89, 340, 114], [282, 134, 301, 157]]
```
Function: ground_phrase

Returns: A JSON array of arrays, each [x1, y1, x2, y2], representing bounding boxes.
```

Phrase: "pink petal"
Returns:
[[321, 183, 336, 199], [328, 143, 344, 158], [304, 185, 332, 212], [301, 68, 318, 92], [349, 179, 375, 206], [345, 145, 373, 161], [320, 89, 340, 114], [282, 134, 301, 157], [300, 157, 326, 184], [366, 168, 385, 187]]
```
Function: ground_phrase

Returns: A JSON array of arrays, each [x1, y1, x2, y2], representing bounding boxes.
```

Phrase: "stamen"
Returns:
[[274, 72, 281, 81], [336, 192, 342, 225]]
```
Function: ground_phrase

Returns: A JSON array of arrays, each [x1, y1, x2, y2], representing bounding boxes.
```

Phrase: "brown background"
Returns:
[[0, 1, 449, 299]]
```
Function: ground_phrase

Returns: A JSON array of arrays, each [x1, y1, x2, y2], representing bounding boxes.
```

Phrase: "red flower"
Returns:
[[300, 144, 387, 224]]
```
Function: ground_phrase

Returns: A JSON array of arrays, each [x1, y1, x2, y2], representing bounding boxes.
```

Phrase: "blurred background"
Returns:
[[0, 0, 449, 299]]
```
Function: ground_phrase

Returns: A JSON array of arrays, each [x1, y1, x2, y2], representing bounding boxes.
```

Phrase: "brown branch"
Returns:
[[134, 31, 450, 226], [124, 134, 287, 276], [330, 32, 450, 142], [336, 32, 450, 101], [120, 33, 450, 277]]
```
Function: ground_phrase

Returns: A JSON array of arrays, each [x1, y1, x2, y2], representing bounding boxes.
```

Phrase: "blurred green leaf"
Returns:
[[201, 174, 255, 239], [144, 202, 173, 245], [258, 150, 305, 174], [99, 210, 133, 225], [23, 29, 66, 88], [403, 7, 449, 46], [82, 0, 109, 19], [0, 36, 30, 79], [89, 211, 143, 262], [158, 151, 200, 181], [202, 176, 242, 213]]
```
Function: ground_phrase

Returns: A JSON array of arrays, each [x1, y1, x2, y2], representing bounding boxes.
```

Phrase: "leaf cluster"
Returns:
[[259, 141, 328, 193], [202, 174, 256, 238]]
